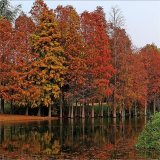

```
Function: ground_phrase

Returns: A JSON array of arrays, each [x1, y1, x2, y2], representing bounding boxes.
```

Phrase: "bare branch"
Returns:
[[109, 5, 125, 28]]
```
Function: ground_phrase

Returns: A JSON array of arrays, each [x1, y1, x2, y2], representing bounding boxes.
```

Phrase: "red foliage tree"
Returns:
[[55, 5, 86, 118], [30, 0, 48, 25], [81, 7, 114, 117], [0, 18, 13, 113], [140, 44, 160, 113], [109, 27, 134, 117], [11, 13, 40, 114]]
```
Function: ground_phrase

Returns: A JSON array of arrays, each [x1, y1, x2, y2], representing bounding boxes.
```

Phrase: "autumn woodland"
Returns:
[[0, 0, 160, 119]]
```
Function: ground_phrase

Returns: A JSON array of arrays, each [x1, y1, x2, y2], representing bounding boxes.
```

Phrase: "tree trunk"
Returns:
[[82, 118, 85, 141], [100, 101, 104, 117], [68, 105, 71, 118], [122, 100, 125, 117], [0, 98, 4, 114], [75, 101, 78, 117], [122, 108, 125, 118], [113, 118, 116, 144], [81, 102, 85, 118], [60, 93, 63, 118], [91, 118, 94, 133], [113, 106, 116, 118], [91, 102, 94, 118], [37, 107, 41, 116], [129, 107, 131, 117], [113, 67, 117, 118], [107, 107, 110, 117], [157, 98, 160, 112], [25, 106, 29, 116], [144, 100, 147, 116], [60, 118, 63, 146], [48, 105, 51, 118], [134, 101, 137, 117], [71, 118, 74, 146], [153, 96, 156, 114], [79, 103, 82, 118], [71, 102, 74, 119], [121, 103, 125, 118]]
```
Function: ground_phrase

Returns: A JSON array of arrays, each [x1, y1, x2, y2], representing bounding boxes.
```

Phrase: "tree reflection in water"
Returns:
[[0, 117, 159, 159]]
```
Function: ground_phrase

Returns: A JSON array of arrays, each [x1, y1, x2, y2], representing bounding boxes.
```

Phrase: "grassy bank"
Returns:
[[0, 114, 57, 123], [136, 112, 160, 151]]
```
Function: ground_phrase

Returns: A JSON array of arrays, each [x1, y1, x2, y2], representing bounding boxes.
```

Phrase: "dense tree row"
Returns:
[[0, 0, 160, 118]]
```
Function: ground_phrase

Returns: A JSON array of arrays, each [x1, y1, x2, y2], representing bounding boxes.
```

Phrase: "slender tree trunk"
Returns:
[[134, 101, 137, 117], [68, 105, 71, 118], [60, 118, 63, 146], [0, 98, 4, 114], [71, 101, 74, 119], [81, 102, 85, 118], [113, 36, 117, 119], [100, 101, 104, 117], [122, 100, 125, 117], [113, 89, 117, 118], [91, 118, 94, 133], [91, 102, 94, 118], [82, 118, 85, 141], [48, 105, 51, 118], [113, 118, 116, 144], [113, 106, 116, 118], [157, 98, 160, 112], [75, 101, 78, 117], [79, 103, 82, 118], [144, 100, 147, 116], [144, 114, 147, 125], [60, 93, 63, 118], [71, 118, 74, 146], [119, 107, 122, 117], [121, 105, 125, 118], [153, 95, 156, 114], [122, 109, 125, 118], [129, 107, 131, 117], [25, 106, 29, 116], [135, 116, 138, 132], [108, 106, 110, 117], [122, 116, 125, 138], [124, 109, 125, 117]]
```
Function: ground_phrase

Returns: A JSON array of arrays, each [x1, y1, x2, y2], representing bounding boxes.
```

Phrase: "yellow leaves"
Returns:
[[30, 8, 66, 108], [41, 69, 47, 75], [44, 97, 50, 107], [40, 84, 61, 106], [43, 85, 52, 92], [41, 77, 46, 83]]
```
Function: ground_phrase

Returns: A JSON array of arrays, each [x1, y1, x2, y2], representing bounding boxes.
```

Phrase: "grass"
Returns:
[[0, 114, 57, 123], [136, 112, 160, 151]]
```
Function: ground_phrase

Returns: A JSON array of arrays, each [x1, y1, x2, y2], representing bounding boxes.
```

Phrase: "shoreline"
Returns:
[[0, 114, 58, 123]]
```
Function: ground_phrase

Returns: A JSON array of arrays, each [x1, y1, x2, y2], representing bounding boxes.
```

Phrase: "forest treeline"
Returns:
[[0, 0, 160, 118]]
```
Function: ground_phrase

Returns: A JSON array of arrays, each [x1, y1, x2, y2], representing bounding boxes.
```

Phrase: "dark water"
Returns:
[[0, 117, 159, 159]]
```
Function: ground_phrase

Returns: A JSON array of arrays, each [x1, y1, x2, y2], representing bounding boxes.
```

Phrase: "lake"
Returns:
[[0, 117, 159, 159]]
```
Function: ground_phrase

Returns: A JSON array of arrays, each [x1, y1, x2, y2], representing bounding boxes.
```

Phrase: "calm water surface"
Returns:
[[0, 117, 159, 159]]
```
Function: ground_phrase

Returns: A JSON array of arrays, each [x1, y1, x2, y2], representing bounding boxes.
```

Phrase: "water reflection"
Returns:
[[0, 117, 159, 159]]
